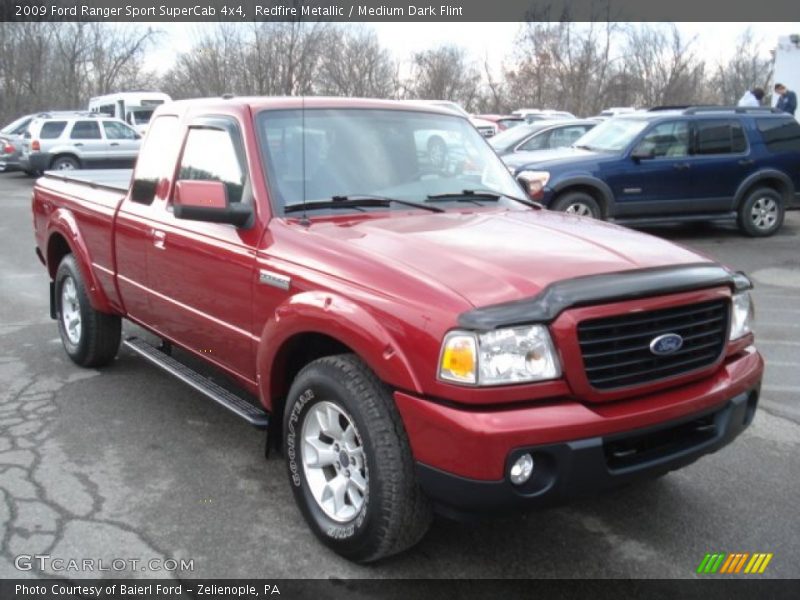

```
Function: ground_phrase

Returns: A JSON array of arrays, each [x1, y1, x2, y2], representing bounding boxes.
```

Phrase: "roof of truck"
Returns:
[[162, 96, 466, 117]]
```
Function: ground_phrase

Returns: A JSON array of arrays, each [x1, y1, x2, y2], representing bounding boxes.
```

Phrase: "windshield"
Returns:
[[257, 108, 526, 215], [129, 109, 155, 125], [573, 118, 650, 152], [1, 116, 32, 136], [489, 122, 552, 150]]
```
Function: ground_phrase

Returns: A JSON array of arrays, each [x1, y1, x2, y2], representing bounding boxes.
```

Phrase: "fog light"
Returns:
[[509, 453, 534, 485]]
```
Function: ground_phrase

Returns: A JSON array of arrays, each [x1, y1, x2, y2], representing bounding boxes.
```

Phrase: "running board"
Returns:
[[610, 212, 737, 226], [123, 337, 269, 428]]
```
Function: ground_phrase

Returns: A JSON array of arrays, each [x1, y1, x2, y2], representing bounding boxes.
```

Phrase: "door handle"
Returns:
[[151, 229, 166, 250], [74, 143, 83, 147], [739, 159, 755, 166], [110, 142, 120, 147], [673, 163, 690, 170]]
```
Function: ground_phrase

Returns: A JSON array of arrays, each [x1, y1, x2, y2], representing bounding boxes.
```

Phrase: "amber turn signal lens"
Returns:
[[439, 334, 477, 384]]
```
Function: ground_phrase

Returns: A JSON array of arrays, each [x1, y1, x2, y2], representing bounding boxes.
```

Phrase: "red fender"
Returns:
[[256, 291, 422, 411], [46, 208, 114, 314]]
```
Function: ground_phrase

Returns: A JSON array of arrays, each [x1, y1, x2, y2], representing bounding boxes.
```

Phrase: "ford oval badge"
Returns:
[[649, 333, 683, 356]]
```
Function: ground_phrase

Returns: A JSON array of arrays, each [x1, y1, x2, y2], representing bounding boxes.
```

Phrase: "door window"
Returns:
[[177, 127, 246, 203], [103, 121, 138, 140], [549, 126, 590, 148], [695, 120, 747, 155], [634, 121, 690, 158], [70, 121, 101, 140], [518, 131, 551, 151]]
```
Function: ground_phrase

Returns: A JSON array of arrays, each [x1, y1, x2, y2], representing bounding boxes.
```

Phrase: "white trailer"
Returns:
[[88, 92, 172, 134], [773, 35, 800, 119]]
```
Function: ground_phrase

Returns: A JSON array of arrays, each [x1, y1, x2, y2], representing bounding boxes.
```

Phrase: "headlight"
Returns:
[[439, 325, 561, 386], [517, 170, 550, 198], [729, 292, 754, 340]]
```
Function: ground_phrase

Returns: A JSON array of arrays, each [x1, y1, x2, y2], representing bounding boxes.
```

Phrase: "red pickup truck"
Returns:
[[32, 97, 763, 562]]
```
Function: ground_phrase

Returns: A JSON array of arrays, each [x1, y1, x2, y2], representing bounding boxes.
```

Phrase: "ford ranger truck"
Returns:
[[32, 97, 764, 563]]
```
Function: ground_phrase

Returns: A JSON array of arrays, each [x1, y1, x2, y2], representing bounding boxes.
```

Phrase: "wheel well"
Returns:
[[50, 153, 80, 168], [739, 178, 792, 206], [46, 233, 71, 279], [269, 332, 353, 414], [554, 185, 608, 217]]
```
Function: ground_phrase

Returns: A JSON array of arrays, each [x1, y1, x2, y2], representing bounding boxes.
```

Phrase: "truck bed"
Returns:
[[42, 169, 133, 193]]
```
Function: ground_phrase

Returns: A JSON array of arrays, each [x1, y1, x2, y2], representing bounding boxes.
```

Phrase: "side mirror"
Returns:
[[631, 146, 655, 161], [174, 180, 252, 227]]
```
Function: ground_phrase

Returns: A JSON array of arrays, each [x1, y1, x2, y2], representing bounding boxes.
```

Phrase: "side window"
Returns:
[[39, 121, 67, 139], [635, 121, 690, 158], [177, 127, 245, 204], [519, 131, 550, 151], [99, 104, 115, 117], [103, 121, 138, 140], [70, 121, 101, 140], [130, 116, 180, 204], [550, 126, 589, 148], [695, 120, 746, 155], [757, 118, 800, 152]]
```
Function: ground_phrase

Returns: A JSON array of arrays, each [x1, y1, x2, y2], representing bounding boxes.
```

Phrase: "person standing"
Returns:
[[738, 88, 765, 107], [774, 83, 797, 115]]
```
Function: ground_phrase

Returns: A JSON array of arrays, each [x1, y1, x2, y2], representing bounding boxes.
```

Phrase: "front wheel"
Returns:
[[551, 191, 602, 219], [283, 354, 432, 563], [55, 255, 121, 367], [738, 188, 784, 237]]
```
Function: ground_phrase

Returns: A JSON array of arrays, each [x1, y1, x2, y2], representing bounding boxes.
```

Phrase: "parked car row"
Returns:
[[505, 105, 800, 237]]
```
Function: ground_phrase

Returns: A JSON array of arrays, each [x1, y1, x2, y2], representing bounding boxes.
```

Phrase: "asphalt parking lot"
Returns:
[[0, 171, 798, 579]]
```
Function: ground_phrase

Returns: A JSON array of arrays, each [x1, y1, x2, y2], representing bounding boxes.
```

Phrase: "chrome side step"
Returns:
[[123, 337, 269, 428]]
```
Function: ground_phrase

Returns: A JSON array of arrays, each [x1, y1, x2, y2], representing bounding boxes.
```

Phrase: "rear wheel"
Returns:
[[551, 191, 602, 219], [283, 354, 432, 563], [51, 155, 80, 171], [55, 255, 121, 367], [738, 187, 783, 237]]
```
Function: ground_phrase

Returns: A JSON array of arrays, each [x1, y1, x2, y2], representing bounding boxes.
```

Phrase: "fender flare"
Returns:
[[256, 291, 422, 412], [733, 169, 794, 208], [551, 176, 616, 216], [46, 207, 113, 313]]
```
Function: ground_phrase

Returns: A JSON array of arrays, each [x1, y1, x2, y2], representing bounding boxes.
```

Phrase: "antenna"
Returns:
[[299, 94, 310, 227]]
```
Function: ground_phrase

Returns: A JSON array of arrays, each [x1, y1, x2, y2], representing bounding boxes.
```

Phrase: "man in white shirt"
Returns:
[[738, 88, 765, 107]]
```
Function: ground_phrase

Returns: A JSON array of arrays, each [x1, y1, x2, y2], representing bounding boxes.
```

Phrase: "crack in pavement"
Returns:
[[0, 327, 180, 579]]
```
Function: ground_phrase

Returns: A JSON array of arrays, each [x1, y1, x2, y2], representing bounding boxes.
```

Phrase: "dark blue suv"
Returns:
[[509, 106, 800, 236]]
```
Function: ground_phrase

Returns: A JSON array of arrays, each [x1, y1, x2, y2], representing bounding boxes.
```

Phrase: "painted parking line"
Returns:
[[756, 339, 800, 347]]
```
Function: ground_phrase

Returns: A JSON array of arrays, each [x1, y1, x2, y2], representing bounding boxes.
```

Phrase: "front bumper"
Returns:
[[416, 388, 758, 514], [395, 346, 763, 514]]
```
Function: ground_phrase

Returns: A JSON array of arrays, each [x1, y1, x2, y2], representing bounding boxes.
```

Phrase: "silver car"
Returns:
[[20, 115, 141, 174]]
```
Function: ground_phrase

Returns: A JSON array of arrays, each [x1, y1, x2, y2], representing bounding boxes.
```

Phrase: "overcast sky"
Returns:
[[144, 21, 799, 75]]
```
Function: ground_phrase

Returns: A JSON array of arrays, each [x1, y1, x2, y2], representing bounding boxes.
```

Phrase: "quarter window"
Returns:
[[694, 120, 746, 155], [39, 121, 67, 139], [756, 118, 800, 153], [177, 127, 245, 203], [70, 121, 101, 140]]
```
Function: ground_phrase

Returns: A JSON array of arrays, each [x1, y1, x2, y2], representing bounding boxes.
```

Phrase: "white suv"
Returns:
[[20, 114, 141, 174]]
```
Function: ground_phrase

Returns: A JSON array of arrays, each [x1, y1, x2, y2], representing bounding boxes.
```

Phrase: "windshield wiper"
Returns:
[[284, 194, 444, 214], [427, 189, 542, 209]]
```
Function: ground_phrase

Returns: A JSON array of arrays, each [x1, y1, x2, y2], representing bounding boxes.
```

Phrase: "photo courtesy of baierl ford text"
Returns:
[[0, 0, 799, 598]]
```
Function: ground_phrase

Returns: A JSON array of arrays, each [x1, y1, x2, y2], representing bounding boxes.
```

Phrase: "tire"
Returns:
[[283, 354, 432, 563], [551, 191, 602, 219], [737, 187, 784, 237], [50, 155, 80, 171], [427, 136, 447, 169], [55, 254, 121, 367]]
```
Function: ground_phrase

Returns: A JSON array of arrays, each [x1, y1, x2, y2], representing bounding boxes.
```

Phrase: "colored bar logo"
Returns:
[[696, 552, 773, 574]]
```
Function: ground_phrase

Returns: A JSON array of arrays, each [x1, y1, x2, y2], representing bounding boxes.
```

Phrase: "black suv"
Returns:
[[512, 106, 800, 236]]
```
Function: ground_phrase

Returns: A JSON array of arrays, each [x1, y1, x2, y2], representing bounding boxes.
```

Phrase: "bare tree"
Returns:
[[711, 28, 773, 105], [405, 45, 481, 109], [317, 27, 397, 98]]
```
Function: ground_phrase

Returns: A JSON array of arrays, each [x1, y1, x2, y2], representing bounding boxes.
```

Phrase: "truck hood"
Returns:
[[305, 208, 711, 309]]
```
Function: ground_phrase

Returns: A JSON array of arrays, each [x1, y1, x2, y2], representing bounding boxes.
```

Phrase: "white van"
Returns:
[[88, 92, 171, 134]]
